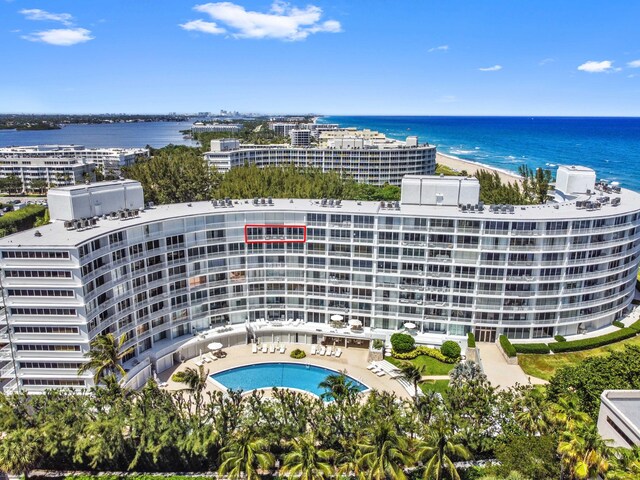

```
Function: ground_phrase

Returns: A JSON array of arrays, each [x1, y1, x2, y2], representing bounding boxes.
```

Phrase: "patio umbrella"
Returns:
[[348, 319, 362, 327], [404, 322, 417, 329], [208, 342, 224, 352], [330, 314, 344, 322]]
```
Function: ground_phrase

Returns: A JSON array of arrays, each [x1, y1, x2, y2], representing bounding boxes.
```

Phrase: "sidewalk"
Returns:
[[476, 343, 547, 390]]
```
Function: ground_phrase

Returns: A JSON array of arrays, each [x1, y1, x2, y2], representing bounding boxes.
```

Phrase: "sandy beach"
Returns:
[[436, 152, 522, 184]]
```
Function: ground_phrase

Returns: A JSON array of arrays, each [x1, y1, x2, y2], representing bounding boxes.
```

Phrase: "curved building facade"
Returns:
[[1, 168, 640, 393]]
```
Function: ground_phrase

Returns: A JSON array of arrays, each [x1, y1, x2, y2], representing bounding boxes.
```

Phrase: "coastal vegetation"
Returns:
[[1, 347, 639, 480], [0, 113, 188, 131], [191, 119, 303, 147]]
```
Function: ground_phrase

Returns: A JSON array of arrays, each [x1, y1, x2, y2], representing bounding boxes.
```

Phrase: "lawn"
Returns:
[[420, 380, 450, 396], [387, 355, 456, 375], [519, 334, 640, 381]]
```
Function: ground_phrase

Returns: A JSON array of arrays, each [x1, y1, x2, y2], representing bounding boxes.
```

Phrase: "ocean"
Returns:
[[0, 121, 197, 149], [321, 116, 640, 192]]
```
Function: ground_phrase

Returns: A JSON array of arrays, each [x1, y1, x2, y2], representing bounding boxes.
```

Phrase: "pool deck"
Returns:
[[158, 344, 412, 400]]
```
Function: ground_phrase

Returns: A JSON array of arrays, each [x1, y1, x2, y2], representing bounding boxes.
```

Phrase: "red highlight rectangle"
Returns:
[[244, 224, 307, 244]]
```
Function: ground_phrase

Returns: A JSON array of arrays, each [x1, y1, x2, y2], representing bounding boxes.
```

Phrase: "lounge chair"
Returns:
[[194, 360, 204, 367], [202, 355, 212, 363], [252, 343, 258, 354], [366, 364, 376, 370], [310, 345, 317, 355], [269, 344, 276, 353], [325, 346, 333, 356], [376, 370, 386, 377], [280, 344, 286, 354], [334, 348, 342, 357], [262, 344, 268, 353], [319, 346, 326, 355]]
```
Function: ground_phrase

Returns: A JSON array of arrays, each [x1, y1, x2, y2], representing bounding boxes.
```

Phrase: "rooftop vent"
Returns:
[[34, 230, 42, 237]]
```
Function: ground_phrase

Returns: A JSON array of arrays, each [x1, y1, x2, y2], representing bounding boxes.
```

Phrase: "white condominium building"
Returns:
[[191, 123, 242, 133], [1, 166, 639, 394], [0, 145, 149, 188], [204, 134, 436, 186]]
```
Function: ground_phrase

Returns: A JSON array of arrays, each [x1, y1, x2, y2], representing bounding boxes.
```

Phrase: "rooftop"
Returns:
[[1, 183, 639, 249], [601, 390, 640, 431]]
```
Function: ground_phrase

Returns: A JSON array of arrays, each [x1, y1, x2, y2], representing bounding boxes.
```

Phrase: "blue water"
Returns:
[[0, 121, 197, 149], [210, 362, 368, 398], [321, 116, 640, 192]]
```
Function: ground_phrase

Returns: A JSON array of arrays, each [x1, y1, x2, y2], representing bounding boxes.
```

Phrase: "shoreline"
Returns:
[[436, 152, 522, 184]]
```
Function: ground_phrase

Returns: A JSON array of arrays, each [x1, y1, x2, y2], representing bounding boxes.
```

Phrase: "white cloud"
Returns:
[[22, 28, 93, 46], [428, 45, 448, 53], [181, 1, 342, 41], [627, 60, 640, 68], [180, 19, 226, 34], [478, 65, 502, 72], [577, 60, 616, 73], [539, 57, 554, 66], [19, 8, 74, 26]]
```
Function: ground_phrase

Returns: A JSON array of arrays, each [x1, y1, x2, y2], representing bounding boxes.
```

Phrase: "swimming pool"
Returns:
[[210, 362, 368, 398]]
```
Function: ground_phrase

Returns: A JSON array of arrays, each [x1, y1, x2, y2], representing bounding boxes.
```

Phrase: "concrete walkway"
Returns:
[[477, 343, 547, 390]]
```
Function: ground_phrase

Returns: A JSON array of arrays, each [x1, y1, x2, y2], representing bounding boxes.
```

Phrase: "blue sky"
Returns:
[[1, 0, 639, 115]]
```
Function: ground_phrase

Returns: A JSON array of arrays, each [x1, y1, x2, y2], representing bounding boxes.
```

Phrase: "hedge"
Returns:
[[630, 319, 640, 333], [513, 343, 550, 354], [467, 332, 476, 348], [392, 345, 458, 364], [290, 348, 306, 359], [0, 204, 46, 237], [441, 340, 461, 359], [612, 320, 625, 329], [65, 476, 213, 480], [554, 335, 566, 342], [548, 327, 637, 353], [499, 335, 517, 357]]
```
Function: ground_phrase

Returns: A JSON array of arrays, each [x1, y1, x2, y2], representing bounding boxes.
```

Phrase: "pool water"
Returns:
[[210, 362, 368, 398]]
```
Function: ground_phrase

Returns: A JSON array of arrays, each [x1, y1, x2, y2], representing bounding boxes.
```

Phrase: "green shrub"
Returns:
[[612, 320, 625, 329], [554, 335, 566, 342], [630, 319, 640, 333], [390, 333, 415, 353], [467, 332, 476, 348], [0, 204, 46, 237], [372, 339, 384, 350], [548, 327, 638, 353], [290, 348, 306, 359], [499, 335, 517, 357], [171, 372, 186, 382], [513, 343, 550, 354], [440, 340, 461, 359], [392, 345, 457, 364]]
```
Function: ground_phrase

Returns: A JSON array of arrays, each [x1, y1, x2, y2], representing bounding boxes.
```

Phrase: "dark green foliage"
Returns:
[[518, 165, 553, 204], [612, 320, 625, 329], [499, 335, 517, 357], [290, 348, 306, 359], [474, 170, 526, 205], [194, 120, 292, 146], [64, 476, 212, 480], [554, 335, 566, 342], [0, 175, 24, 194], [372, 339, 385, 350], [494, 434, 559, 480], [0, 204, 47, 237], [467, 332, 476, 348], [390, 333, 415, 353], [513, 343, 551, 354], [440, 340, 462, 359], [547, 345, 640, 416], [548, 327, 638, 353]]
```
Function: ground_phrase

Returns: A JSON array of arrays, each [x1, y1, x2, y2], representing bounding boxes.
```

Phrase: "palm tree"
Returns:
[[398, 362, 422, 400], [318, 372, 361, 403], [415, 418, 470, 480], [178, 365, 208, 415], [0, 428, 42, 479], [77, 333, 135, 384], [357, 421, 412, 480], [551, 395, 591, 432], [557, 421, 611, 479], [280, 432, 335, 479], [514, 386, 552, 435], [218, 429, 275, 480]]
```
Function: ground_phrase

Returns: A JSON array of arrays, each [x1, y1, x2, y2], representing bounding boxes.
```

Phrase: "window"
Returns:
[[2, 250, 69, 259]]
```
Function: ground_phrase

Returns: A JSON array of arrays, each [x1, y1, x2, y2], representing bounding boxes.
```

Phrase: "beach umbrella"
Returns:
[[404, 322, 417, 330], [348, 319, 362, 327], [208, 342, 224, 352], [330, 314, 344, 322]]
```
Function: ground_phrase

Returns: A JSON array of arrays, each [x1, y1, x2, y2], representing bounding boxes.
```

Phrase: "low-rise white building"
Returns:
[[205, 131, 436, 185], [597, 390, 640, 447], [0, 145, 148, 189]]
